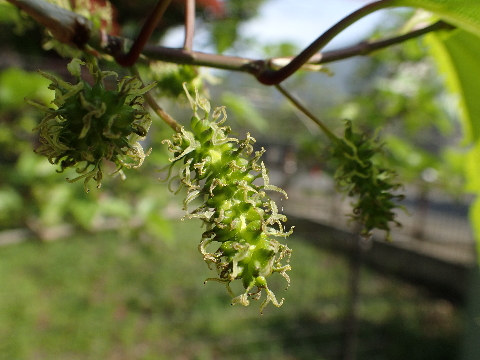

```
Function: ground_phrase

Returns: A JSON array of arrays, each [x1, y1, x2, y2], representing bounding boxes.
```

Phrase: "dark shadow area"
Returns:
[[288, 215, 473, 305], [207, 311, 459, 360]]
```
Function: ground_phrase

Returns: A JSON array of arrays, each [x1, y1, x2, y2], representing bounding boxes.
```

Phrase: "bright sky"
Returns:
[[163, 0, 386, 53], [243, 0, 384, 50]]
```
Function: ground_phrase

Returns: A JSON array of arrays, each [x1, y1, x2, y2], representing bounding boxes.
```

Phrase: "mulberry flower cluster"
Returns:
[[29, 59, 155, 191], [331, 121, 403, 239], [163, 86, 293, 313]]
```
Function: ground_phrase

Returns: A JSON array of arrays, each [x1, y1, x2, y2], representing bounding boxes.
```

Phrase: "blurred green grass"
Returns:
[[0, 221, 461, 360]]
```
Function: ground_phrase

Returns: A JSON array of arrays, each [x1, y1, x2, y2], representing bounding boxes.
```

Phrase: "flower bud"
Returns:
[[163, 85, 293, 312], [29, 59, 155, 192]]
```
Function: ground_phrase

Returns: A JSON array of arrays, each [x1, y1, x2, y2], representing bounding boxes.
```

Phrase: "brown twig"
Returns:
[[131, 19, 455, 74], [255, 0, 394, 85], [7, 0, 455, 81], [115, 0, 173, 67], [141, 45, 259, 71], [129, 67, 182, 132], [184, 0, 196, 51], [140, 18, 453, 75], [145, 90, 182, 132]]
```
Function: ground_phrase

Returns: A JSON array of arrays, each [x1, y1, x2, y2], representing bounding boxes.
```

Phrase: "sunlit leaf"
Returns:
[[392, 0, 480, 37], [463, 135, 480, 257], [424, 29, 480, 142], [469, 196, 480, 255], [464, 140, 480, 193]]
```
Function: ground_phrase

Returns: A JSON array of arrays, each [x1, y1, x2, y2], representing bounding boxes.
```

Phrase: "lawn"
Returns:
[[0, 220, 462, 360]]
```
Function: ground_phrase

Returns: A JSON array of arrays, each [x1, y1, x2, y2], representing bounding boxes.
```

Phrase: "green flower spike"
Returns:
[[29, 58, 155, 192], [331, 120, 403, 240], [163, 85, 293, 313]]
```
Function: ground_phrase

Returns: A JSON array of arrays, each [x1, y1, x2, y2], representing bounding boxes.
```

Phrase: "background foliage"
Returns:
[[1, 0, 479, 358]]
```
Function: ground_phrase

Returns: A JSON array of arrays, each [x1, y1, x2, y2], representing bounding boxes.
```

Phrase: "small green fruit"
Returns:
[[163, 85, 293, 313], [29, 58, 155, 191]]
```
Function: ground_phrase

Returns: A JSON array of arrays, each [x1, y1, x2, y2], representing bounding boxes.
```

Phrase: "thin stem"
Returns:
[[312, 20, 454, 65], [184, 0, 195, 51], [115, 0, 173, 67], [129, 67, 182, 132], [255, 0, 394, 85], [145, 91, 182, 132], [275, 84, 338, 143]]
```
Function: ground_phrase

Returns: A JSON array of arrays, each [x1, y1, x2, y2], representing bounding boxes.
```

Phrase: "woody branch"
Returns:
[[7, 0, 454, 85]]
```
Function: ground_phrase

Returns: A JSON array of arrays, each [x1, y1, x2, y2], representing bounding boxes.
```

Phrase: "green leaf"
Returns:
[[392, 0, 480, 37], [210, 18, 240, 54], [0, 68, 53, 110], [97, 197, 132, 219], [464, 140, 480, 193], [220, 92, 268, 132], [145, 213, 174, 243], [422, 28, 480, 257], [424, 29, 480, 142], [69, 199, 99, 230], [384, 135, 438, 179], [470, 196, 480, 256], [0, 187, 23, 225], [463, 128, 480, 259], [37, 184, 74, 227]]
